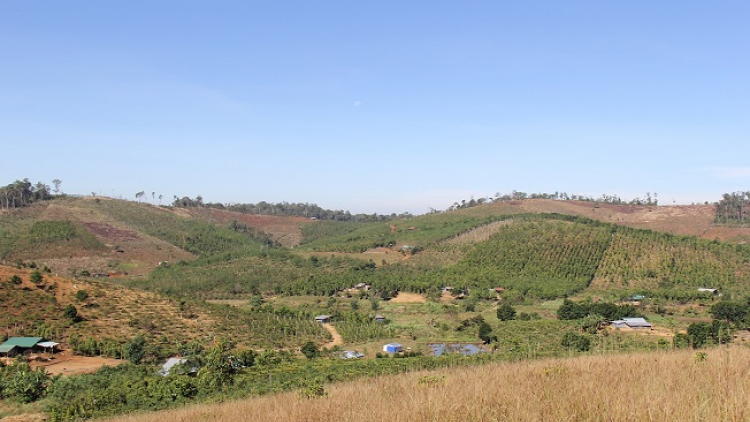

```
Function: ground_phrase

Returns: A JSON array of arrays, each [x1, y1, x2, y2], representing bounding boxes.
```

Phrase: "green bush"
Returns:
[[0, 362, 51, 403], [497, 303, 517, 321], [301, 341, 319, 360], [75, 289, 89, 302], [560, 331, 591, 352]]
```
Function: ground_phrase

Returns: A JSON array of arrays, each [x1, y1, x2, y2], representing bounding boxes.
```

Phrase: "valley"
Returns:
[[0, 193, 748, 420]]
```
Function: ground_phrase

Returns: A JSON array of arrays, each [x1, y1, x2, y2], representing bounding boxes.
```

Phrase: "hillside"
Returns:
[[0, 265, 328, 352], [176, 207, 308, 247], [0, 196, 280, 276], [4, 197, 750, 300], [466, 199, 750, 243]]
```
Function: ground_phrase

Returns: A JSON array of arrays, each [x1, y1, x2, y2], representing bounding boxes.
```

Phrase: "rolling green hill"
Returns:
[[4, 197, 750, 300]]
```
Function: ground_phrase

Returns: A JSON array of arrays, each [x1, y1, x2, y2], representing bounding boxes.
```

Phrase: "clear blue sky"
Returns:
[[2, 1, 748, 214]]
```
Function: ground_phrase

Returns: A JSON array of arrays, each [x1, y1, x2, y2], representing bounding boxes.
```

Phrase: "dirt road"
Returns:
[[321, 323, 343, 348]]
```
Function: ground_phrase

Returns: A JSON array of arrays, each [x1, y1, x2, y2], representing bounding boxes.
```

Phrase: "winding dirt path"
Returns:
[[321, 323, 343, 348]]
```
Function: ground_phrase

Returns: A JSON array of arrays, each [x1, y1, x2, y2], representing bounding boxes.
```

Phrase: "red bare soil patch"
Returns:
[[30, 350, 123, 376], [83, 222, 140, 241]]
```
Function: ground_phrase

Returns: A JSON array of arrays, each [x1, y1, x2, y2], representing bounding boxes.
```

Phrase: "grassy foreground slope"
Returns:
[[104, 346, 750, 422]]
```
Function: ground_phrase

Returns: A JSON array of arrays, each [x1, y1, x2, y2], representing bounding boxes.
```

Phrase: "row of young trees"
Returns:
[[0, 179, 60, 209], [170, 196, 413, 222], [446, 190, 659, 211]]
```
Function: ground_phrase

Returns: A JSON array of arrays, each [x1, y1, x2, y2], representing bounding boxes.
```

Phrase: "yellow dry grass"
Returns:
[[389, 292, 427, 303], [102, 346, 750, 422]]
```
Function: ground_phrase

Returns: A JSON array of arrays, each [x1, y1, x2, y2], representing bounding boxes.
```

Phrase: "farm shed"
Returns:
[[374, 314, 386, 323], [36, 341, 60, 353], [314, 315, 331, 323], [383, 343, 403, 353], [0, 344, 18, 357], [612, 318, 652, 329], [0, 337, 45, 355]]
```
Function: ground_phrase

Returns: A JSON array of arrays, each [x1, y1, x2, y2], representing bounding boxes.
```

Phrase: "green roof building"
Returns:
[[2, 337, 44, 348]]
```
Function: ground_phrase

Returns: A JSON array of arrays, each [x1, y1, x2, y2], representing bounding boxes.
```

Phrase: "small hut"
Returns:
[[314, 315, 331, 323]]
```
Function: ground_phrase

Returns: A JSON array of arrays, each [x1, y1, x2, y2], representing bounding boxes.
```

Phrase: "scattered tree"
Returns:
[[124, 335, 147, 364], [30, 270, 43, 284], [496, 303, 517, 321], [63, 304, 81, 322], [75, 290, 89, 302], [301, 341, 319, 360]]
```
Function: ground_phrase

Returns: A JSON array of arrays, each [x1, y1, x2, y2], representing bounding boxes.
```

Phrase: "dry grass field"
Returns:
[[102, 346, 750, 422]]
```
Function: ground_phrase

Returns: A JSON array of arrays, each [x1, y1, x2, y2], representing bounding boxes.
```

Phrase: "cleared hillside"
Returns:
[[0, 197, 275, 276], [461, 199, 750, 242], [178, 207, 308, 247]]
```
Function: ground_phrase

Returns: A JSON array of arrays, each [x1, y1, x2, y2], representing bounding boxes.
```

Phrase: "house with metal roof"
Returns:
[[0, 337, 47, 356], [314, 315, 331, 323], [3, 337, 44, 348], [0, 344, 18, 357], [612, 318, 652, 329]]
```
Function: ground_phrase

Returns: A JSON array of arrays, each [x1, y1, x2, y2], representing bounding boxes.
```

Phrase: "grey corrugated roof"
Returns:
[[622, 317, 652, 328]]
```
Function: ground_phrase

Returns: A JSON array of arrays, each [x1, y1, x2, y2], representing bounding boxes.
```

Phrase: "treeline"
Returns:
[[447, 191, 658, 211], [171, 196, 412, 222], [0, 179, 54, 209], [556, 299, 640, 321], [715, 191, 750, 225]]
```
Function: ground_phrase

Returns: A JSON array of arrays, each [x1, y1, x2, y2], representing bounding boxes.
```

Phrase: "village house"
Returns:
[[314, 315, 331, 323]]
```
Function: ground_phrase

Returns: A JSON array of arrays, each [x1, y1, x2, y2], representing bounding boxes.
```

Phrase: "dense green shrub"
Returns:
[[686, 321, 731, 348], [0, 362, 51, 403], [497, 303, 517, 321], [557, 299, 639, 321], [560, 331, 591, 352]]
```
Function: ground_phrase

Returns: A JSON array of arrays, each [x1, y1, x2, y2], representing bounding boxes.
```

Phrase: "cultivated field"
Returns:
[[101, 346, 750, 422]]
